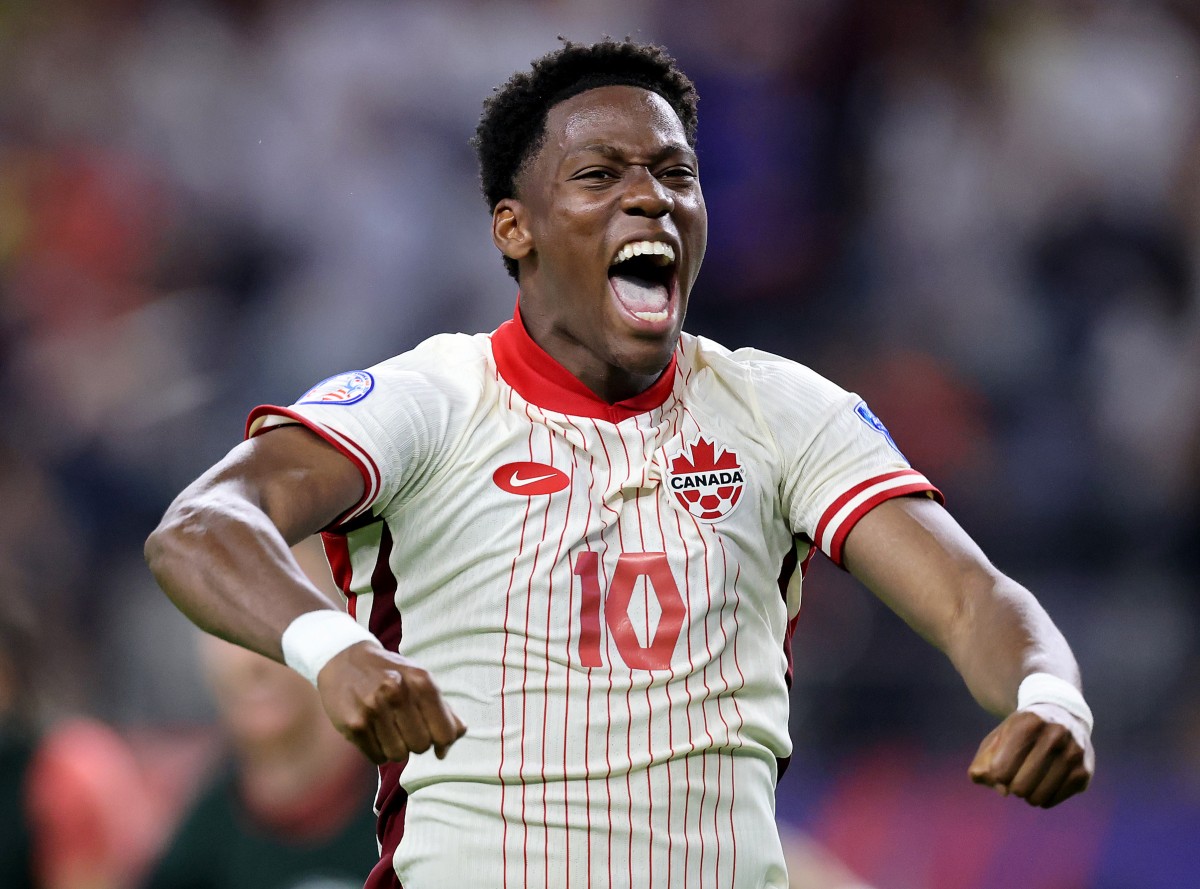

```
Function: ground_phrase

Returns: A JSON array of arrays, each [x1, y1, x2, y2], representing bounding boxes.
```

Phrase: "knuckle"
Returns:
[[406, 668, 433, 692], [362, 691, 387, 713], [1044, 724, 1069, 747], [1062, 745, 1085, 767], [383, 669, 407, 692], [1015, 710, 1042, 728], [376, 673, 409, 706], [408, 736, 432, 753]]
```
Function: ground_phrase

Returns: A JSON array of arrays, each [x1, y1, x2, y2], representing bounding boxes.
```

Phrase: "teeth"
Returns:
[[633, 310, 668, 322], [612, 240, 675, 267]]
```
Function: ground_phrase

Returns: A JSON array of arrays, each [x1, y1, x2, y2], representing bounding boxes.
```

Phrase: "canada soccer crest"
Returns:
[[666, 437, 746, 522]]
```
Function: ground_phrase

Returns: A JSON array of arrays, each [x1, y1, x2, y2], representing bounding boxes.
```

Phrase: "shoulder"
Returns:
[[365, 332, 492, 398], [285, 333, 492, 426], [678, 333, 850, 417]]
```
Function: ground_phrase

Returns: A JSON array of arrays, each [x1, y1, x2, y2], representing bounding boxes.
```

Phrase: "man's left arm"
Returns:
[[842, 495, 1095, 808]]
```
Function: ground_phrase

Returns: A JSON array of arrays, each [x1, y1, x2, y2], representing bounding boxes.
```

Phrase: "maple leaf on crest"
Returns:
[[671, 438, 740, 474]]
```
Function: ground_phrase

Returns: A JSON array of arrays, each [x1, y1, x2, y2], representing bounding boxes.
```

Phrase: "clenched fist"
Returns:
[[968, 704, 1093, 808], [316, 642, 467, 763]]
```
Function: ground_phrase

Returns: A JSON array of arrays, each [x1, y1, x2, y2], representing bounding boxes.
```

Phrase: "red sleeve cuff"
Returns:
[[813, 469, 944, 568], [245, 405, 381, 530]]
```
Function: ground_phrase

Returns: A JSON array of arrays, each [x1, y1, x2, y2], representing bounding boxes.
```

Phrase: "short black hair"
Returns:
[[474, 38, 699, 279]]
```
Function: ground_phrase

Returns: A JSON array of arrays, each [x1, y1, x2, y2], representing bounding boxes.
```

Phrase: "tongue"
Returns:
[[609, 274, 669, 316]]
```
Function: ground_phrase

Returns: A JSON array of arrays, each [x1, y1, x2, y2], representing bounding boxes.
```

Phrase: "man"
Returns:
[[146, 39, 1094, 888]]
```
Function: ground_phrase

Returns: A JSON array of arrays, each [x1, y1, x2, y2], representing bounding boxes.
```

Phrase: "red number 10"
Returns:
[[573, 552, 686, 670]]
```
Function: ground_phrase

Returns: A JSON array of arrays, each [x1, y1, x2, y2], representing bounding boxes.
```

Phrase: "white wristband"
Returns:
[[1017, 672, 1093, 736], [281, 610, 382, 687]]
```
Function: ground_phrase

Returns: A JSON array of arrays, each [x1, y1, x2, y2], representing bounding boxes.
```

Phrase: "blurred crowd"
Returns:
[[1, 0, 1197, 887]]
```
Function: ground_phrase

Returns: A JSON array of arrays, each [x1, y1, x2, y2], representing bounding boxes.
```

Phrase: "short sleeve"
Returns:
[[245, 336, 483, 530], [752, 356, 943, 567]]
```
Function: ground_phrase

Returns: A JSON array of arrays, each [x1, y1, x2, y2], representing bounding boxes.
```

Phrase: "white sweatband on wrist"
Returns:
[[281, 610, 382, 687], [1017, 672, 1094, 736]]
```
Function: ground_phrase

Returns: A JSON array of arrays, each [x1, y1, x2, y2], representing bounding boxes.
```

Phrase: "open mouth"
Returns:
[[608, 240, 677, 324]]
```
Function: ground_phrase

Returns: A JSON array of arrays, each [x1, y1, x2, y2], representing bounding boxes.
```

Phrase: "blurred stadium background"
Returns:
[[1, 0, 1197, 886]]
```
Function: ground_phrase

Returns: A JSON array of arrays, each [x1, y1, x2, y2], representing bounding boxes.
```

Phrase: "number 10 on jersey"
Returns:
[[573, 552, 686, 671]]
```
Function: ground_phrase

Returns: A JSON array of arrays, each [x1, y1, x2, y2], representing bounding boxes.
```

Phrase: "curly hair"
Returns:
[[473, 38, 699, 279]]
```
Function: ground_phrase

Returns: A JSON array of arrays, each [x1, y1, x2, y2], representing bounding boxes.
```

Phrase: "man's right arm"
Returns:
[[145, 425, 466, 762]]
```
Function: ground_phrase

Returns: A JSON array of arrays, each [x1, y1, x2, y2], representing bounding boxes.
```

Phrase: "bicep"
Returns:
[[193, 425, 365, 545], [841, 496, 998, 651]]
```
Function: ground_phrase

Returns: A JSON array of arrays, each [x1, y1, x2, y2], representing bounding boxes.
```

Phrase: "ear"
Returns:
[[492, 199, 534, 263]]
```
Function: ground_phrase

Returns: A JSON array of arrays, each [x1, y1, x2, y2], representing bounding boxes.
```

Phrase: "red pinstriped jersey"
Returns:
[[247, 310, 940, 888]]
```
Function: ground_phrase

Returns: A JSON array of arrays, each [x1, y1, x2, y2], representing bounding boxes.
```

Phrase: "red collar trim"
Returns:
[[491, 305, 677, 422]]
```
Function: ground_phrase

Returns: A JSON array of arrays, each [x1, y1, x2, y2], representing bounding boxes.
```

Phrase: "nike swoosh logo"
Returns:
[[509, 471, 557, 488], [491, 461, 569, 495]]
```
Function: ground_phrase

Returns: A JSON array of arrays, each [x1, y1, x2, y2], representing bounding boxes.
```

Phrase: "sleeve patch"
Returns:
[[297, 370, 375, 406], [854, 400, 905, 459]]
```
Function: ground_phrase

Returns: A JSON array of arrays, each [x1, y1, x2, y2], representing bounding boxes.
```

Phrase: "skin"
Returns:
[[144, 426, 462, 764], [492, 85, 706, 401], [145, 83, 1093, 806], [844, 498, 1093, 807]]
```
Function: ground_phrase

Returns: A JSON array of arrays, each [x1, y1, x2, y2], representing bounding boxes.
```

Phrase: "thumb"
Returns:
[[968, 727, 1001, 782]]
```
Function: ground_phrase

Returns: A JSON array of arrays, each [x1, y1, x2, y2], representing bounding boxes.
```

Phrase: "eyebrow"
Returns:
[[573, 142, 696, 164]]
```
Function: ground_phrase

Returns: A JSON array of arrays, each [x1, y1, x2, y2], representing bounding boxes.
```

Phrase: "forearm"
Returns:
[[843, 497, 1083, 716], [145, 485, 339, 663], [957, 571, 1095, 809], [845, 498, 1094, 806], [944, 569, 1081, 717]]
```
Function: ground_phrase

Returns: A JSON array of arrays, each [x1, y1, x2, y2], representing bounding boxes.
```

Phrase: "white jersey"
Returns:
[[247, 311, 939, 889]]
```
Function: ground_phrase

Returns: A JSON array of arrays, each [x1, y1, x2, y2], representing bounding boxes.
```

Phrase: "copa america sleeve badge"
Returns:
[[297, 370, 375, 406], [854, 400, 905, 458]]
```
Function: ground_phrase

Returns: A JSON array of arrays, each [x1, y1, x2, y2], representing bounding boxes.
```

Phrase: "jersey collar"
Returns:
[[491, 304, 678, 422]]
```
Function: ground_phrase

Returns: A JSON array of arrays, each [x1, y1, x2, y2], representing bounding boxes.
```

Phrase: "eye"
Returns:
[[572, 168, 617, 181], [659, 166, 697, 183]]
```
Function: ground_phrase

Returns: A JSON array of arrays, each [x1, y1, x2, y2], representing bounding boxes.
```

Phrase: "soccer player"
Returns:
[[145, 40, 1095, 888]]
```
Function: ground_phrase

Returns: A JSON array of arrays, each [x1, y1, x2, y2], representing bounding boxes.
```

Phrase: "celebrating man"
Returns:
[[146, 40, 1094, 888]]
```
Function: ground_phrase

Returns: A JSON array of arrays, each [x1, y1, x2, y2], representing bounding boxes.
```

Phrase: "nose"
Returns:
[[620, 167, 673, 218]]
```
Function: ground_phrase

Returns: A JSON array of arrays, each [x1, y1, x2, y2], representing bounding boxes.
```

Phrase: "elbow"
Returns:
[[144, 510, 173, 571], [143, 521, 173, 582], [144, 498, 211, 586], [143, 526, 162, 574]]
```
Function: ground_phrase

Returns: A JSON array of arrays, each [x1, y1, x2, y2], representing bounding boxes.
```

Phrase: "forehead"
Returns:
[[540, 85, 688, 162]]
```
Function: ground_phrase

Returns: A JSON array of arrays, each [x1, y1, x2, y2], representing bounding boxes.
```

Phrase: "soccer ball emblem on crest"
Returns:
[[666, 437, 746, 522]]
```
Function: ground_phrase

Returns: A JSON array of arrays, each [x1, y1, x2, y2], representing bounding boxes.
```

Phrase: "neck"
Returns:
[[517, 303, 664, 405], [492, 306, 678, 422], [538, 332, 660, 403]]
